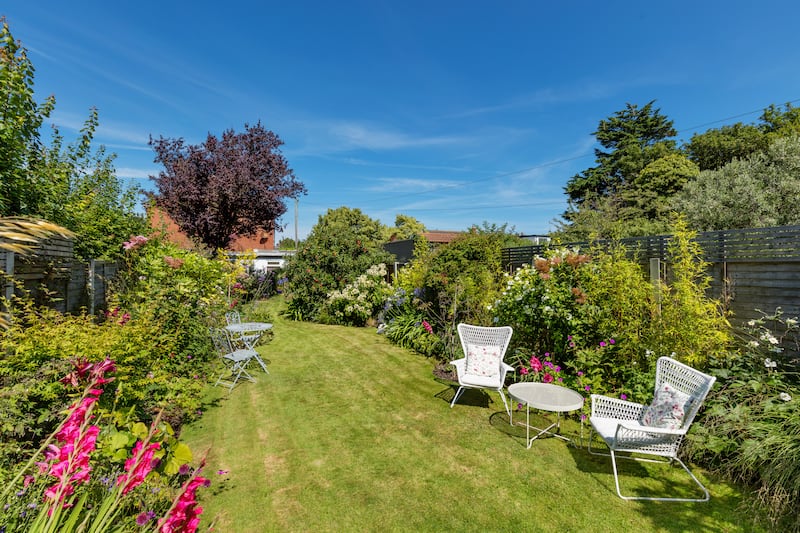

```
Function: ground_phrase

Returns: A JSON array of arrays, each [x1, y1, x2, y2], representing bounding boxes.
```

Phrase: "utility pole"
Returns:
[[294, 198, 299, 250]]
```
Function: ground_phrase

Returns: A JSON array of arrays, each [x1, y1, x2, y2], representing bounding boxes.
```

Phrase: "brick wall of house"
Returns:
[[148, 207, 275, 251]]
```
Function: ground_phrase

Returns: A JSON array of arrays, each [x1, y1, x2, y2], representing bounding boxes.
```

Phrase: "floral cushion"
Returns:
[[465, 343, 502, 378], [639, 383, 694, 430]]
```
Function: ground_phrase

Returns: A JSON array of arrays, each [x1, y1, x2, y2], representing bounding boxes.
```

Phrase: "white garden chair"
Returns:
[[210, 327, 257, 393], [588, 356, 716, 501], [450, 323, 514, 416]]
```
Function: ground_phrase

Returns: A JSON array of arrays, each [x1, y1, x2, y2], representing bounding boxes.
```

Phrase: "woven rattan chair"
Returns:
[[588, 356, 716, 501], [450, 323, 514, 416]]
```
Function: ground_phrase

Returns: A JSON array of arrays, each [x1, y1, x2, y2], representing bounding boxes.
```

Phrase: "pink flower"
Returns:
[[620, 393, 628, 400], [422, 320, 433, 334], [38, 383, 107, 511], [542, 373, 554, 383], [529, 357, 542, 373], [609, 338, 616, 345], [159, 475, 208, 533], [519, 367, 529, 375], [117, 441, 162, 495], [122, 235, 149, 251], [599, 341, 607, 348]]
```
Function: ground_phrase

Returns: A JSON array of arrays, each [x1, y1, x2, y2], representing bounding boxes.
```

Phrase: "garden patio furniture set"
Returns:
[[210, 311, 273, 393], [449, 323, 716, 502]]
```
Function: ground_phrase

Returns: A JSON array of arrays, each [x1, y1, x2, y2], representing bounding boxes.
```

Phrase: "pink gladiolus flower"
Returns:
[[520, 367, 529, 375], [159, 475, 208, 533], [422, 320, 433, 334], [38, 385, 105, 511], [529, 357, 542, 373], [117, 441, 162, 495], [542, 373, 554, 383]]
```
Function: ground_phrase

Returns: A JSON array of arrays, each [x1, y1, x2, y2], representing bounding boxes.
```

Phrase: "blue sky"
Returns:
[[5, 1, 800, 241]]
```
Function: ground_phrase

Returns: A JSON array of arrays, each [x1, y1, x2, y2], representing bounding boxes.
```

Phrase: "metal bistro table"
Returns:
[[508, 382, 584, 448], [225, 322, 272, 373]]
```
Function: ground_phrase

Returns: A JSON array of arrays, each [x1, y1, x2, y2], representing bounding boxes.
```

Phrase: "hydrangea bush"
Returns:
[[319, 264, 393, 326]]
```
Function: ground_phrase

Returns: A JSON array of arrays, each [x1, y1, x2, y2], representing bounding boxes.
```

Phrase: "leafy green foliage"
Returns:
[[649, 218, 732, 368], [1, 20, 147, 261], [382, 299, 443, 358], [0, 233, 232, 475], [491, 220, 730, 393], [685, 122, 768, 171], [319, 264, 393, 326], [0, 19, 55, 216], [387, 213, 426, 241], [673, 135, 800, 230], [687, 309, 799, 531], [565, 101, 678, 208], [283, 207, 392, 320]]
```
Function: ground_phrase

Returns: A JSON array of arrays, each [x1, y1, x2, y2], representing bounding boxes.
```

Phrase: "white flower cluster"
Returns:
[[324, 264, 391, 322]]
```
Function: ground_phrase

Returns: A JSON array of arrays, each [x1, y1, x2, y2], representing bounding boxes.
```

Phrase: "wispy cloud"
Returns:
[[365, 177, 463, 193], [287, 119, 477, 156], [446, 77, 671, 119], [115, 167, 158, 180]]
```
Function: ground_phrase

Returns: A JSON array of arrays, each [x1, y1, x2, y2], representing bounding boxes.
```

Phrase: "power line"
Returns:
[[678, 97, 800, 134], [377, 96, 800, 211]]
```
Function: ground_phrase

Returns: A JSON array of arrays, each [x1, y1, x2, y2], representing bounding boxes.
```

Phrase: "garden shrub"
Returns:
[[648, 217, 732, 369], [687, 309, 799, 531], [319, 263, 393, 326], [382, 288, 443, 358], [0, 234, 232, 472], [283, 207, 392, 321]]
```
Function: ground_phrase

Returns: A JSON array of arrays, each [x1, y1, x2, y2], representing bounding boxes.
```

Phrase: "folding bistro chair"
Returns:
[[210, 327, 257, 393], [225, 310, 261, 349]]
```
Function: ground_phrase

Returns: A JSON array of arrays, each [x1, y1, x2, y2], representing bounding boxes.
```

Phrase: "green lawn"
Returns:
[[181, 300, 760, 532]]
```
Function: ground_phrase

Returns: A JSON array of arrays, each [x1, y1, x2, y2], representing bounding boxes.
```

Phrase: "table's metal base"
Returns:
[[512, 406, 573, 448]]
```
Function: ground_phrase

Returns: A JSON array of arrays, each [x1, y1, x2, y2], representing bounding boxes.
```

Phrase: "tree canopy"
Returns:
[[0, 18, 55, 216], [673, 135, 800, 230], [565, 101, 678, 209], [283, 206, 392, 320], [1, 19, 146, 260], [559, 101, 682, 240], [149, 122, 306, 250]]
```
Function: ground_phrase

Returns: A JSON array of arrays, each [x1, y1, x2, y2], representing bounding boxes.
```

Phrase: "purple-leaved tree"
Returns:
[[149, 122, 306, 250]]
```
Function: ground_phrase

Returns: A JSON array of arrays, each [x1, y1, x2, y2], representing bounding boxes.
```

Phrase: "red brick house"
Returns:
[[148, 206, 275, 251]]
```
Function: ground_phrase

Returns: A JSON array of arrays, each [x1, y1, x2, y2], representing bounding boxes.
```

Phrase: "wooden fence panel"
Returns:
[[0, 236, 117, 316], [502, 225, 800, 326]]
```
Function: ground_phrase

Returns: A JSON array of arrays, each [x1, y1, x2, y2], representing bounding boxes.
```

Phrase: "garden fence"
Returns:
[[501, 225, 800, 328], [1, 236, 117, 316]]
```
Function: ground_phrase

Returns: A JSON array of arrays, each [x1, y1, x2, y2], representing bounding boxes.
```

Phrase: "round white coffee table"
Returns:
[[508, 382, 584, 448]]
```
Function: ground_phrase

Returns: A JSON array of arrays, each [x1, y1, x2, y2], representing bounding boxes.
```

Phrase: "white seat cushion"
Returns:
[[465, 343, 502, 378], [460, 373, 502, 388]]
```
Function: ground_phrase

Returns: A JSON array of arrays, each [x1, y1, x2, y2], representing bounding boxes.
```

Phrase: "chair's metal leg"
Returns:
[[450, 386, 466, 408], [497, 389, 511, 419], [607, 448, 711, 502]]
